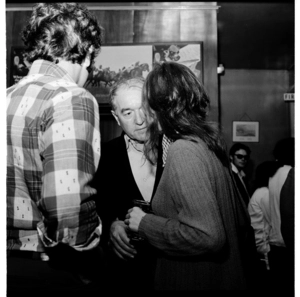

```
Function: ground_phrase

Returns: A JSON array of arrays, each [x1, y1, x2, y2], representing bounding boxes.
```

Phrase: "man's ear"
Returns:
[[111, 110, 120, 126], [229, 155, 233, 162]]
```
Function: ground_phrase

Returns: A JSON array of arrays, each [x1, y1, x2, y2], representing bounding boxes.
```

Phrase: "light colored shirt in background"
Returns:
[[248, 187, 271, 255], [268, 165, 292, 247]]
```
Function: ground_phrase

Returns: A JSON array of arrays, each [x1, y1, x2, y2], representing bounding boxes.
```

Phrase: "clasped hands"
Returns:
[[124, 206, 146, 232], [109, 207, 146, 261]]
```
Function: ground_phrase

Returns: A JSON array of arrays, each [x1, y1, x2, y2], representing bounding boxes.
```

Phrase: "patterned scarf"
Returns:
[[162, 134, 173, 167]]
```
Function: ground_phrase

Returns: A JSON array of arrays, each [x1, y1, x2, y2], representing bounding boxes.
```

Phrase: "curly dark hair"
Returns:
[[21, 3, 104, 66], [142, 61, 228, 165]]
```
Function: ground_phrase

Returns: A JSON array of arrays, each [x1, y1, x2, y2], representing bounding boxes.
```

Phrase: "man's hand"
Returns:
[[109, 220, 137, 261]]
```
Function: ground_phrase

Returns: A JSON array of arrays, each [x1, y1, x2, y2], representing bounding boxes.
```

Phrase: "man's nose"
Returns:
[[135, 110, 145, 125]]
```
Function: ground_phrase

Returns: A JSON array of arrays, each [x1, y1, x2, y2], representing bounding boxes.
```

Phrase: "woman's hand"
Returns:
[[125, 207, 146, 233], [109, 220, 137, 261]]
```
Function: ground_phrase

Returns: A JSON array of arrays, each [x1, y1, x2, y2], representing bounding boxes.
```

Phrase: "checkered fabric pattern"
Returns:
[[7, 60, 101, 252], [162, 134, 173, 167]]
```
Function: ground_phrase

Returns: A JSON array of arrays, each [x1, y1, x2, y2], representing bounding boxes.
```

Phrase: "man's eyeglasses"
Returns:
[[234, 154, 249, 160]]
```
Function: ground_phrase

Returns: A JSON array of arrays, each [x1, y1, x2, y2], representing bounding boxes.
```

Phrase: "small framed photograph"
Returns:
[[232, 121, 259, 142]]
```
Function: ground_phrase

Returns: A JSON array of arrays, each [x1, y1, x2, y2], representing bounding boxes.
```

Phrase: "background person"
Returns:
[[126, 62, 257, 291], [279, 166, 294, 291], [268, 137, 294, 293], [248, 160, 279, 289], [6, 3, 104, 294], [229, 143, 252, 206], [92, 77, 163, 292]]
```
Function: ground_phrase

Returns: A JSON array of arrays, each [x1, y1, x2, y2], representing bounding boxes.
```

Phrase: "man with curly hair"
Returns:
[[7, 3, 105, 294]]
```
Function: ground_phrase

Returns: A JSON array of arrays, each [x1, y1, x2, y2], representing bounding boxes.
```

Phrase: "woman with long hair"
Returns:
[[125, 62, 257, 291]]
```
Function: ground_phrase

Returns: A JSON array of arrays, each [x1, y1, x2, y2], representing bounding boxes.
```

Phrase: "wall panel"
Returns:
[[93, 10, 135, 43], [220, 69, 291, 192]]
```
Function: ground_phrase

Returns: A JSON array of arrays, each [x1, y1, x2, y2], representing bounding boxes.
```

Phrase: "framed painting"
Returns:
[[232, 121, 259, 142], [153, 42, 203, 82], [84, 42, 203, 105], [9, 42, 203, 105]]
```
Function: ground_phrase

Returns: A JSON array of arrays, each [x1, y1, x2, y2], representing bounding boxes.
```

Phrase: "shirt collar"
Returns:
[[28, 59, 76, 84], [124, 134, 144, 153], [231, 162, 246, 178]]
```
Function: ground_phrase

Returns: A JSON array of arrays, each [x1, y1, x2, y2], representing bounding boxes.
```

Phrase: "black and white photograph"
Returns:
[[4, 2, 295, 296]]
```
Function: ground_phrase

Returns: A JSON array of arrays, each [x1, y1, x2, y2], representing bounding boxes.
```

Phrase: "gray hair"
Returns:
[[109, 76, 145, 110]]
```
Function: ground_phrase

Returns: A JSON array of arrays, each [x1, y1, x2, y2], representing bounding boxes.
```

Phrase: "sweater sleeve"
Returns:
[[138, 143, 226, 257]]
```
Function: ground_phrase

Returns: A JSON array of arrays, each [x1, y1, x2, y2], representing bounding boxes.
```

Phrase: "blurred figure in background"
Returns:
[[248, 160, 279, 289], [280, 167, 294, 253], [279, 167, 294, 289], [229, 143, 252, 206], [268, 137, 294, 293]]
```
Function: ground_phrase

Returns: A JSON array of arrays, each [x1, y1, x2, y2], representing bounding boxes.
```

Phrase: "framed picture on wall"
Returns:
[[232, 121, 259, 142], [83, 42, 203, 104], [152, 42, 203, 82], [9, 42, 203, 104], [84, 44, 153, 104], [10, 46, 31, 87]]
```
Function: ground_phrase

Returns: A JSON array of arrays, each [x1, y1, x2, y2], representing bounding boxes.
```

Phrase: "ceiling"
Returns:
[[217, 1, 295, 70]]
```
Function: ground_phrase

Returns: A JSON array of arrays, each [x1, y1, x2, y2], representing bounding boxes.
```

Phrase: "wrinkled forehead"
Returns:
[[114, 87, 143, 108], [116, 84, 143, 97]]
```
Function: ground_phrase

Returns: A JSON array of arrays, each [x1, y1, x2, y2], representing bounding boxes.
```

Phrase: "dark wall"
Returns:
[[6, 3, 219, 142], [220, 69, 293, 193]]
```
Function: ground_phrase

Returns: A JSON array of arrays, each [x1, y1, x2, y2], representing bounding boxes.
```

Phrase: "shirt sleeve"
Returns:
[[139, 144, 226, 257], [37, 89, 101, 250], [248, 191, 270, 255]]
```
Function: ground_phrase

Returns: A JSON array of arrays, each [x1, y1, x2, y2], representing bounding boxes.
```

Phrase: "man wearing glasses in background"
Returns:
[[229, 143, 251, 206]]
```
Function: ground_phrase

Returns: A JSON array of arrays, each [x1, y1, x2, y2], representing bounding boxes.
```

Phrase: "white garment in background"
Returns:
[[268, 165, 292, 247], [248, 187, 271, 255]]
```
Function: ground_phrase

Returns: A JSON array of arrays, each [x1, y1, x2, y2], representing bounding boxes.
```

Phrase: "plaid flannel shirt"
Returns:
[[7, 60, 101, 252]]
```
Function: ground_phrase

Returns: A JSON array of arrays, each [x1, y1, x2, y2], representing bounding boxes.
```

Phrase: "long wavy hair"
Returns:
[[142, 62, 228, 165], [21, 3, 104, 66]]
